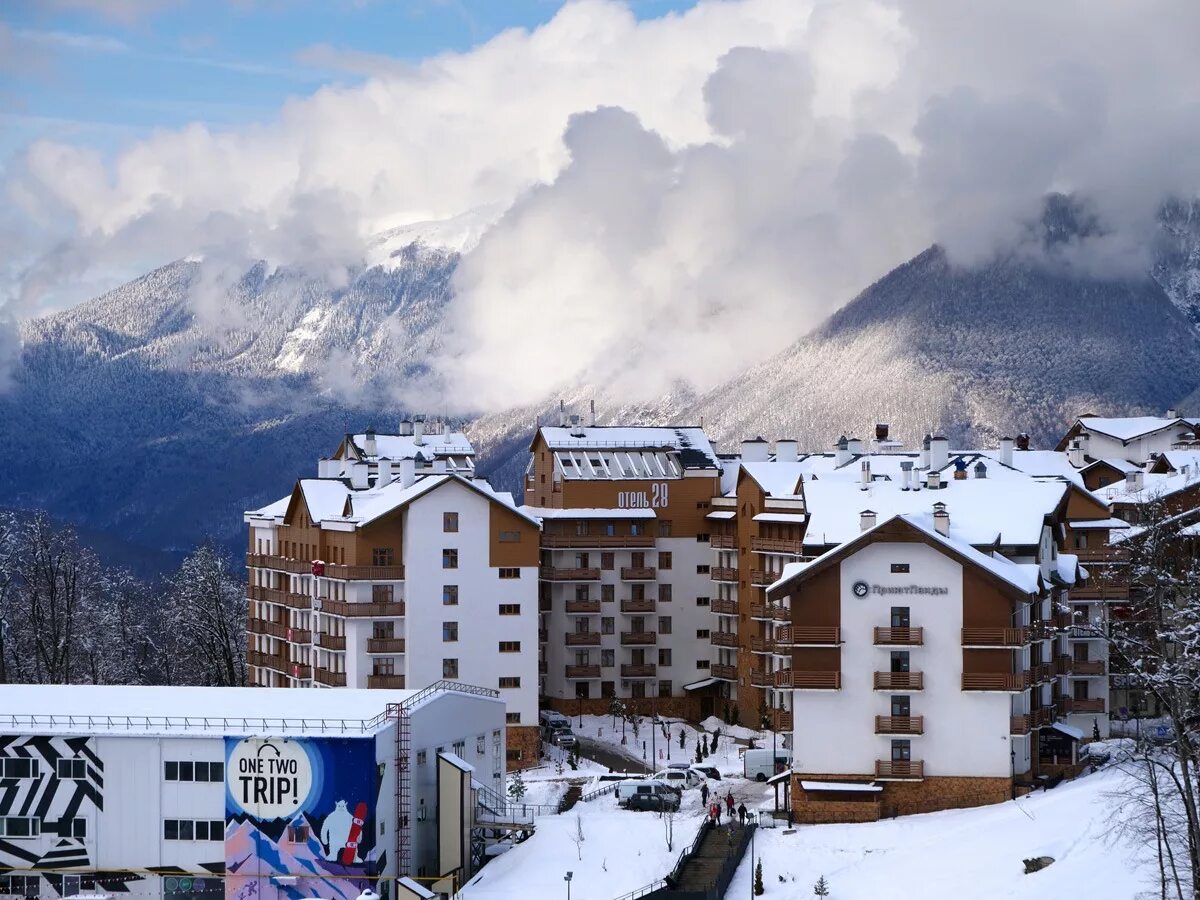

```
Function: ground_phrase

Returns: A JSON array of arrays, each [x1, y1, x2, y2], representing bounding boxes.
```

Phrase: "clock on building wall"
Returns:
[[852, 581, 869, 598]]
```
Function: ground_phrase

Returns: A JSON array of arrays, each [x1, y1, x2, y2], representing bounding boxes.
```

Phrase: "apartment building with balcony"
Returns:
[[524, 418, 725, 718], [245, 422, 542, 765]]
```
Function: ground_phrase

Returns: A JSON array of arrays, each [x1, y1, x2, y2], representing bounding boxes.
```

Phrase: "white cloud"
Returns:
[[4, 0, 1200, 410]]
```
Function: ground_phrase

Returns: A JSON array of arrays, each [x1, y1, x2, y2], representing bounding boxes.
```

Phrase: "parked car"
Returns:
[[540, 710, 571, 730], [551, 727, 579, 749], [653, 768, 704, 790], [616, 779, 679, 806], [743, 748, 792, 781], [626, 791, 680, 812], [692, 765, 722, 781]]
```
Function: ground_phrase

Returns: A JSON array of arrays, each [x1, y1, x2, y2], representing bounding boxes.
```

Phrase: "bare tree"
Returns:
[[164, 542, 247, 686], [571, 813, 585, 861]]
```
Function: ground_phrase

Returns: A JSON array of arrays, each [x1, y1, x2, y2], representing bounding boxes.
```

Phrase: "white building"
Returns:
[[0, 683, 506, 900]]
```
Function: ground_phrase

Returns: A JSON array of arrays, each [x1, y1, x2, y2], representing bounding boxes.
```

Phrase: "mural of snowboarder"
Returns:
[[320, 800, 367, 863]]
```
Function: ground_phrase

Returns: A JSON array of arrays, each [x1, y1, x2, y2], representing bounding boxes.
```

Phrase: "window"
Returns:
[[1, 875, 39, 897], [498, 641, 521, 653], [630, 682, 646, 698], [890, 607, 910, 628], [601, 617, 615, 634], [506, 712, 521, 724], [575, 584, 590, 601], [374, 658, 395, 675], [630, 523, 642, 536], [506, 748, 524, 761], [372, 548, 395, 566], [575, 521, 590, 536], [499, 677, 521, 689], [0, 817, 39, 838], [601, 584, 615, 602], [453, 740, 467, 757], [443, 658, 459, 678], [601, 649, 615, 667], [658, 521, 673, 537], [287, 823, 310, 843], [890, 651, 910, 673], [499, 568, 521, 579], [658, 648, 672, 666], [696, 501, 710, 510], [696, 564, 710, 575], [179, 761, 194, 781], [890, 740, 911, 762], [603, 524, 616, 537], [163, 819, 223, 841], [442, 549, 459, 569], [890, 563, 910, 573], [891, 696, 911, 717], [57, 817, 86, 838], [659, 552, 673, 569], [499, 531, 521, 542], [1074, 532, 1088, 550], [658, 680, 672, 698], [658, 584, 672, 602], [658, 616, 672, 634], [498, 603, 520, 615], [443, 585, 459, 605], [444, 512, 459, 532], [696, 596, 711, 607], [696, 533, 709, 543], [57, 758, 87, 780], [443, 622, 459, 642], [696, 629, 710, 639], [373, 621, 395, 639], [575, 682, 590, 699], [417, 750, 427, 766], [0, 759, 38, 779], [601, 680, 615, 698], [696, 660, 710, 670], [600, 552, 615, 571]]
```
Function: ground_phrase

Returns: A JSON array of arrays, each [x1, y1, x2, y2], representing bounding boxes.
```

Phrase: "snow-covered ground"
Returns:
[[728, 766, 1152, 900]]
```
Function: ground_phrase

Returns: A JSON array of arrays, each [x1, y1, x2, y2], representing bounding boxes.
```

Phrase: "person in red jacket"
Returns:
[[725, 791, 735, 816]]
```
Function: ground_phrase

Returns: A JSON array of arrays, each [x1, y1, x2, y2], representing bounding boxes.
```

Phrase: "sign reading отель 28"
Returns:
[[617, 483, 670, 509]]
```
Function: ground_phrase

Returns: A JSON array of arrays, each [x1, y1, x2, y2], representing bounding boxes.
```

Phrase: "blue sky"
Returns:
[[1, 0, 699, 163]]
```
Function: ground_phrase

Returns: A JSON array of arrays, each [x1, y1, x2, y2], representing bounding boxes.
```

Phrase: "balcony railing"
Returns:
[[710, 631, 738, 648], [565, 665, 601, 679], [247, 650, 289, 672], [320, 598, 406, 618], [772, 709, 794, 731], [777, 626, 839, 645], [749, 668, 773, 687], [749, 569, 772, 587], [751, 537, 804, 555], [710, 534, 737, 550], [367, 674, 406, 689], [246, 553, 310, 574], [873, 627, 923, 646], [288, 662, 312, 680], [1030, 662, 1055, 684], [875, 760, 924, 780], [711, 663, 737, 681], [775, 670, 840, 690], [711, 597, 738, 616], [313, 667, 347, 687], [541, 534, 655, 549], [750, 637, 777, 655], [621, 567, 657, 581], [1071, 659, 1106, 676], [322, 564, 406, 581], [1030, 707, 1055, 728], [620, 598, 656, 613], [540, 567, 601, 581], [1063, 697, 1106, 714], [288, 627, 312, 644], [874, 671, 924, 691], [961, 627, 1027, 647], [1010, 714, 1031, 735], [367, 637, 405, 654], [875, 716, 924, 735], [621, 664, 657, 678], [248, 617, 288, 639], [711, 567, 739, 583], [248, 585, 312, 610], [748, 603, 789, 621], [318, 633, 347, 651], [565, 632, 601, 646], [961, 672, 1030, 692], [620, 631, 657, 646], [565, 598, 602, 614], [1074, 546, 1130, 563]]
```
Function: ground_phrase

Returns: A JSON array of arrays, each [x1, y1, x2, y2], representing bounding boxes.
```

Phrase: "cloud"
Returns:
[[36, 0, 179, 24], [4, 0, 1200, 410]]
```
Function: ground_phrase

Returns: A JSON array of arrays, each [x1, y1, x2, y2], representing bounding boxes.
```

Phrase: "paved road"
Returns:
[[578, 736, 653, 774]]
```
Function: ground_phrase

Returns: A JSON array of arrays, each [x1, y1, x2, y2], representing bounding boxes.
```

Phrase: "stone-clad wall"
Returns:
[[794, 798, 881, 824], [792, 773, 1012, 820], [506, 725, 542, 771]]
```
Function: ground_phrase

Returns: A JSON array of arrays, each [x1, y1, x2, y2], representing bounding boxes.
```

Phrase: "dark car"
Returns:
[[693, 766, 721, 781], [626, 792, 680, 813]]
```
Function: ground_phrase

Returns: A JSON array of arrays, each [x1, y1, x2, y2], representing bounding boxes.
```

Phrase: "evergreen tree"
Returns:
[[507, 770, 527, 802], [754, 859, 765, 895], [813, 876, 830, 897], [679, 728, 686, 749], [702, 734, 710, 757]]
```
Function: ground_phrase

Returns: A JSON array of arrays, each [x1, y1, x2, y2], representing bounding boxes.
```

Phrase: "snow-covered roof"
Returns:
[[299, 478, 352, 520], [0, 685, 421, 736], [978, 449, 1083, 485], [1081, 457, 1141, 475], [1055, 553, 1080, 586], [537, 426, 719, 470], [438, 751, 474, 773], [1077, 416, 1186, 443], [799, 780, 882, 793], [520, 506, 656, 520], [396, 877, 437, 900], [739, 462, 806, 497], [247, 494, 291, 519], [343, 474, 538, 528], [1068, 518, 1129, 530], [1052, 722, 1084, 740], [1093, 470, 1200, 505], [682, 677, 720, 691], [347, 431, 475, 460], [706, 510, 736, 520], [753, 513, 807, 525]]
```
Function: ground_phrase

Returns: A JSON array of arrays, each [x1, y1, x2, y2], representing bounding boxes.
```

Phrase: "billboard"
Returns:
[[224, 736, 381, 900]]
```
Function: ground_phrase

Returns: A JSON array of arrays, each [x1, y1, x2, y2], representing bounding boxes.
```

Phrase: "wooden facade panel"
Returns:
[[960, 568, 1014, 629], [489, 504, 540, 567], [962, 648, 1014, 674]]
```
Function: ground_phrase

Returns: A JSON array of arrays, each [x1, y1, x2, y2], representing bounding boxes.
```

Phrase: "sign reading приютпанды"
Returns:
[[852, 580, 948, 598]]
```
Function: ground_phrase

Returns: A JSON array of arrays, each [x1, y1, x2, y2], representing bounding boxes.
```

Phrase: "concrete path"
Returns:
[[577, 736, 653, 774]]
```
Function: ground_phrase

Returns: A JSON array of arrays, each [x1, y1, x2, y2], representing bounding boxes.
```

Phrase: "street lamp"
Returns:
[[565, 871, 574, 900], [749, 817, 755, 900]]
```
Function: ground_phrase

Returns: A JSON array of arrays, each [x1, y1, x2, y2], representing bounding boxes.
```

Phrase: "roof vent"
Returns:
[[1016, 433, 1030, 451], [926, 469, 942, 490], [569, 415, 586, 438], [1168, 408, 1178, 419], [999, 436, 1013, 467], [899, 459, 914, 491], [860, 459, 871, 490], [933, 503, 949, 537], [860, 509, 877, 531], [1125, 470, 1144, 491], [875, 423, 890, 441], [398, 419, 414, 437], [364, 426, 377, 458], [974, 461, 988, 479], [835, 435, 850, 467]]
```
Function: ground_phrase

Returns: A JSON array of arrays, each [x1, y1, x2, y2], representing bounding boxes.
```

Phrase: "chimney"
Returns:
[[742, 437, 770, 463], [558, 400, 567, 427], [953, 462, 968, 480], [835, 436, 850, 467], [974, 461, 988, 479], [350, 462, 369, 490], [377, 459, 393, 488], [999, 437, 1014, 467], [1016, 433, 1030, 451], [398, 457, 416, 488], [929, 435, 949, 471], [860, 459, 871, 490], [589, 399, 597, 427], [364, 427, 377, 458], [860, 509, 877, 531], [398, 419, 414, 436], [926, 469, 942, 490], [774, 439, 798, 463], [933, 502, 950, 537], [919, 434, 931, 469], [1125, 470, 1144, 492], [414, 416, 425, 446], [431, 458, 448, 474], [1067, 439, 1085, 468], [875, 423, 890, 442], [317, 458, 335, 478], [846, 437, 865, 456], [569, 414, 586, 438], [899, 459, 914, 491], [1168, 408, 1178, 419]]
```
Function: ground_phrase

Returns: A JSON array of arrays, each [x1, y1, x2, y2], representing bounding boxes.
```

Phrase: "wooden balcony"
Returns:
[[749, 668, 773, 687], [318, 633, 346, 651], [777, 626, 839, 645], [1030, 662, 1055, 684], [313, 667, 346, 687], [565, 665, 601, 679], [875, 760, 924, 780], [322, 564, 406, 581], [1064, 697, 1106, 714], [873, 671, 924, 691], [541, 534, 655, 549], [247, 650, 289, 672], [367, 674, 406, 689], [565, 598, 602, 614], [875, 716, 924, 735], [1074, 546, 1130, 563], [873, 627, 923, 646], [710, 534, 737, 550], [1030, 707, 1055, 728], [320, 598, 406, 618], [540, 567, 601, 581], [621, 663, 657, 678], [961, 627, 1027, 647], [620, 631, 657, 646], [565, 632, 601, 646], [711, 663, 737, 681], [775, 670, 840, 690], [748, 603, 789, 621], [288, 626, 312, 644], [772, 709, 794, 731], [246, 553, 309, 574], [248, 617, 288, 639], [711, 597, 738, 616], [961, 672, 1030, 692], [1070, 659, 1106, 676], [710, 631, 739, 648], [620, 597, 655, 613], [248, 585, 311, 609], [288, 662, 312, 680], [1010, 714, 1031, 735], [711, 567, 739, 583], [620, 567, 657, 581], [749, 569, 772, 587], [750, 636, 778, 654], [751, 537, 804, 555], [367, 637, 406, 654]]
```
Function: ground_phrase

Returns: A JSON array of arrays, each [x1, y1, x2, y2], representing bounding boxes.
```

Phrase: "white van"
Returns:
[[653, 768, 704, 790], [540, 710, 571, 730], [743, 748, 792, 782], [615, 779, 678, 806]]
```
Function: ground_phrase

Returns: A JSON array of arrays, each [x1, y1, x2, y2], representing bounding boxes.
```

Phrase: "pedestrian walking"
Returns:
[[725, 791, 734, 815], [787, 807, 795, 829], [712, 801, 721, 824], [738, 802, 748, 825], [700, 782, 710, 807]]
